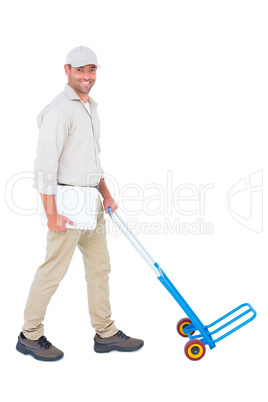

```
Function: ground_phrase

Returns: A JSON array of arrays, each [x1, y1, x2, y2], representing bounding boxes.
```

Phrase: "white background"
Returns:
[[1, 1, 267, 401]]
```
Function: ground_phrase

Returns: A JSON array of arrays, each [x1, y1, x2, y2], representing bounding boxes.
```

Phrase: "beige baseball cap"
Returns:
[[66, 45, 101, 68]]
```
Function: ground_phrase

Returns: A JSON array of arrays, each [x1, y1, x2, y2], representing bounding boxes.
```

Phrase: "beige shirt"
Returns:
[[33, 84, 104, 195]]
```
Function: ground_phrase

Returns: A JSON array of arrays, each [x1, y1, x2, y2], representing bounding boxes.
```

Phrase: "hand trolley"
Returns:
[[108, 208, 257, 361]]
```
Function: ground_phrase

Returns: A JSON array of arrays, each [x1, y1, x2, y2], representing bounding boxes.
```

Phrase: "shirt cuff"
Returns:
[[33, 178, 57, 195], [100, 168, 105, 180]]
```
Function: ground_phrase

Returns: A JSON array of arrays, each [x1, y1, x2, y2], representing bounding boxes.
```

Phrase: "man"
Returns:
[[16, 46, 144, 361]]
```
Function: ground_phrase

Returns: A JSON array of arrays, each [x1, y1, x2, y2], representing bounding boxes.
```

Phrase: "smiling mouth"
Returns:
[[80, 81, 91, 86]]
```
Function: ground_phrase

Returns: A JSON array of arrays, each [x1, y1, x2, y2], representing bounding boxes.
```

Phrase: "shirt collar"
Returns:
[[64, 84, 98, 107]]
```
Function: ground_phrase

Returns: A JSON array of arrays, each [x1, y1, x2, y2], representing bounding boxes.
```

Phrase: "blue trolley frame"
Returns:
[[108, 208, 256, 354]]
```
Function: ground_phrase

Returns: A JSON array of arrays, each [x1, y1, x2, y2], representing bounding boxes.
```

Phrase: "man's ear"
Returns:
[[64, 64, 71, 77]]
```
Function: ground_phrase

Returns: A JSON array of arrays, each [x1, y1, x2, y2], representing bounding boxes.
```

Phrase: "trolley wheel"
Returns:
[[177, 318, 195, 337], [184, 339, 206, 361]]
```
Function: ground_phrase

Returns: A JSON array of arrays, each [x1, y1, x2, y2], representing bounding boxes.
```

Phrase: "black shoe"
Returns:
[[94, 330, 144, 353], [16, 332, 64, 362]]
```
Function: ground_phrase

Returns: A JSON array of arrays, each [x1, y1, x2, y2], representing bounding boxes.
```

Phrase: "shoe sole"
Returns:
[[94, 341, 144, 353], [16, 341, 64, 362]]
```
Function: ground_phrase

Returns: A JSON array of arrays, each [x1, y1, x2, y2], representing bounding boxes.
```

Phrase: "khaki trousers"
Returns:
[[23, 196, 118, 340]]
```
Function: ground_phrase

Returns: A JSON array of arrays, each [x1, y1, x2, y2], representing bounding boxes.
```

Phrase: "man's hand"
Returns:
[[39, 193, 74, 232], [103, 197, 118, 214], [98, 178, 118, 214], [47, 214, 74, 232]]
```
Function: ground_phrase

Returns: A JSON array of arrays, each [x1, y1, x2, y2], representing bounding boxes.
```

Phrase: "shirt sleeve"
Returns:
[[33, 106, 68, 195], [98, 158, 105, 180]]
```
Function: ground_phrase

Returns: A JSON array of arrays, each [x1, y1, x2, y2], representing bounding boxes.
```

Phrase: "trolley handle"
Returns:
[[108, 207, 161, 277]]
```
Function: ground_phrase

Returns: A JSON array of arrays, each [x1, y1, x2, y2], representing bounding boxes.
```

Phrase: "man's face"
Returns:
[[65, 64, 97, 97]]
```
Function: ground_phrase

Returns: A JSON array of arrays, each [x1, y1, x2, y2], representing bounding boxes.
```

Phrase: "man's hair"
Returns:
[[67, 64, 72, 70]]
